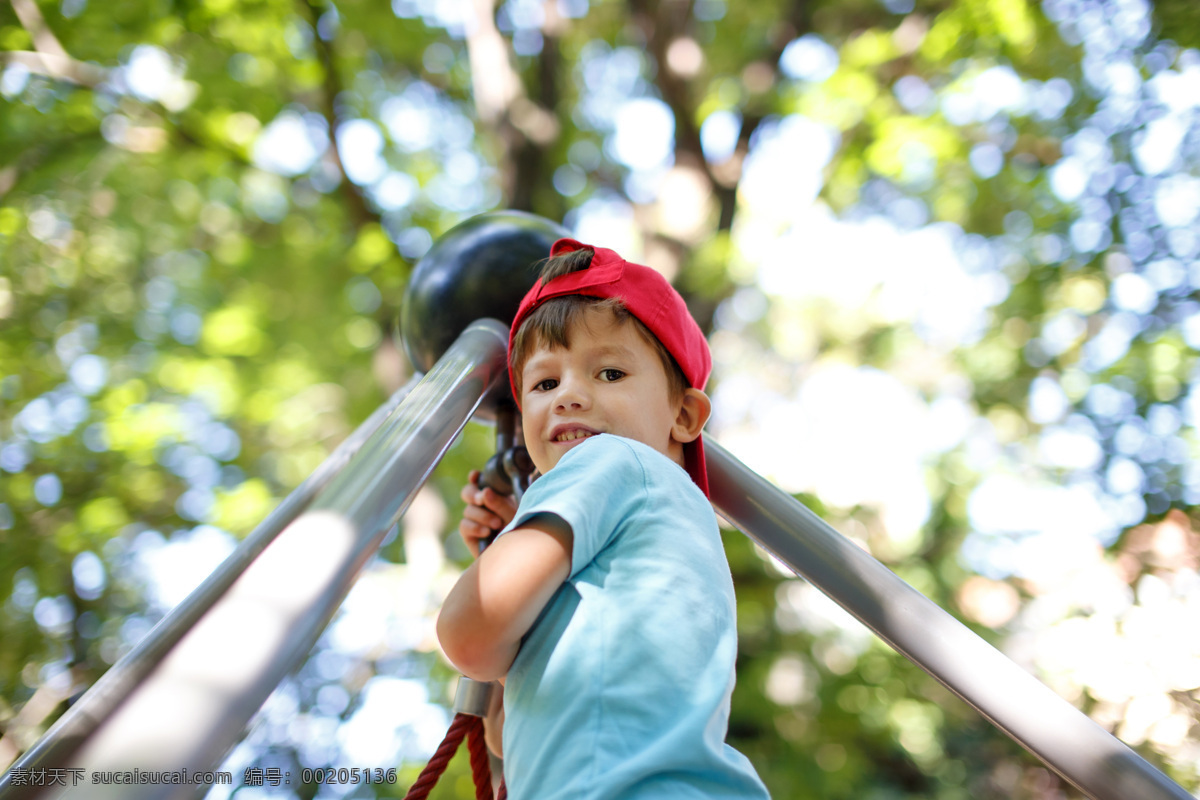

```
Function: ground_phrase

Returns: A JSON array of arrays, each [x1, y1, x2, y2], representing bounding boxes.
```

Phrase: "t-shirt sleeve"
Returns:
[[500, 435, 647, 578]]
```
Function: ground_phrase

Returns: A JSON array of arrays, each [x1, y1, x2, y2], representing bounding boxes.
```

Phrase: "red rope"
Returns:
[[403, 712, 506, 800], [465, 714, 493, 800]]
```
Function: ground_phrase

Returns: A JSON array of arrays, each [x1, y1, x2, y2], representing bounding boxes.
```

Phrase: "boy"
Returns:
[[437, 238, 770, 799]]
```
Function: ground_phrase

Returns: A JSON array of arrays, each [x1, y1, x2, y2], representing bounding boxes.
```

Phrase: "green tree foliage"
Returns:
[[2, 0, 1199, 797]]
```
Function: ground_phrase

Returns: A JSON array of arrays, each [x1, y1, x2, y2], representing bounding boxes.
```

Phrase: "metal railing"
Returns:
[[0, 319, 509, 800], [0, 316, 1191, 800], [2, 373, 422, 792], [706, 441, 1191, 800]]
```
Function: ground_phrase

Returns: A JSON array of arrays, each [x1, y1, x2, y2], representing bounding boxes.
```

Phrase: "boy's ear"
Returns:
[[671, 388, 711, 444]]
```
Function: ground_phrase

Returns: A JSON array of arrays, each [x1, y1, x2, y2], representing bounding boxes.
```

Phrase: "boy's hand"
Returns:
[[459, 469, 518, 558]]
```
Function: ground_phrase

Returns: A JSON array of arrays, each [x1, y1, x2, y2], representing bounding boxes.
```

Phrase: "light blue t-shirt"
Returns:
[[496, 434, 770, 800]]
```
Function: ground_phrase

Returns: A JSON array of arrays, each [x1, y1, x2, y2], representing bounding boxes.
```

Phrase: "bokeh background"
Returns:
[[2, 0, 1200, 797]]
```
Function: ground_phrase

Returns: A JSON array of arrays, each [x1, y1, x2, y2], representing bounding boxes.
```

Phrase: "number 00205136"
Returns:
[[301, 768, 398, 785]]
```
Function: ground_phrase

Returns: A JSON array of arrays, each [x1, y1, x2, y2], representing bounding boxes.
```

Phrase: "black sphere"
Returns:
[[400, 211, 569, 372]]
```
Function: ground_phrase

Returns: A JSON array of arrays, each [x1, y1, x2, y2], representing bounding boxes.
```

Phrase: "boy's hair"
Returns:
[[509, 247, 688, 401]]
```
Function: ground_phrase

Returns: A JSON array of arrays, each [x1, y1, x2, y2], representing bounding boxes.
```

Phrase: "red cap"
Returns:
[[509, 238, 712, 496]]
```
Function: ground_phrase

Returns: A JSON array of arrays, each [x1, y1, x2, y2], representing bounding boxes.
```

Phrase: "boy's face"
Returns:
[[518, 308, 686, 476]]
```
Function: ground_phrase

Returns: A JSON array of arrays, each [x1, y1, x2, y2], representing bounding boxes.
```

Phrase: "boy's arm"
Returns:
[[437, 514, 573, 681]]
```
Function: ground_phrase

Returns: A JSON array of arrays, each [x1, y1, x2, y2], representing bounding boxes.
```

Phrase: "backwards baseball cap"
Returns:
[[508, 238, 713, 496]]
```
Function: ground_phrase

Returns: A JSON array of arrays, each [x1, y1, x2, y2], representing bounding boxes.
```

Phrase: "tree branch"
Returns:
[[1, 49, 108, 88], [629, 0, 811, 233], [465, 0, 559, 211], [299, 0, 378, 230], [467, 0, 522, 125], [721, 0, 811, 227], [10, 0, 67, 59], [5, 0, 110, 87]]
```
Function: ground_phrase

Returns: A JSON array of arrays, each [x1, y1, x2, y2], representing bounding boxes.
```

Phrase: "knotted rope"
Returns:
[[402, 712, 506, 800]]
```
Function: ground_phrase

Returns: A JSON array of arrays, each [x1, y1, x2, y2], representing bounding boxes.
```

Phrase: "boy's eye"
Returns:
[[533, 378, 558, 391], [599, 368, 625, 382]]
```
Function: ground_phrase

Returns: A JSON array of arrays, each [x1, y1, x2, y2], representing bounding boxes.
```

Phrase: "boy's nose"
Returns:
[[553, 374, 590, 410]]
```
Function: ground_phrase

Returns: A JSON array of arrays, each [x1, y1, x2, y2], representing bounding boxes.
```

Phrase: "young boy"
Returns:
[[437, 238, 770, 799]]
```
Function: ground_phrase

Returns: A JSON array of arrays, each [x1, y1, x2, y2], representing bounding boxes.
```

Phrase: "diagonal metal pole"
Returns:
[[0, 319, 509, 800], [705, 438, 1191, 800], [1, 374, 421, 789]]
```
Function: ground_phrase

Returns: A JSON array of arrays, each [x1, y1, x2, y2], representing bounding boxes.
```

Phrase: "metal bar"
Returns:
[[3, 319, 509, 800], [1, 375, 422, 791], [705, 438, 1190, 800]]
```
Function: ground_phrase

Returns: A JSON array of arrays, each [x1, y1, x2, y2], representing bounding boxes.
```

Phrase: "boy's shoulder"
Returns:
[[555, 434, 704, 501], [542, 433, 645, 487], [560, 433, 660, 469]]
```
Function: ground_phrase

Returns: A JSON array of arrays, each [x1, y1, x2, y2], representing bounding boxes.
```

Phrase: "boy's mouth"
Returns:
[[552, 426, 599, 443]]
